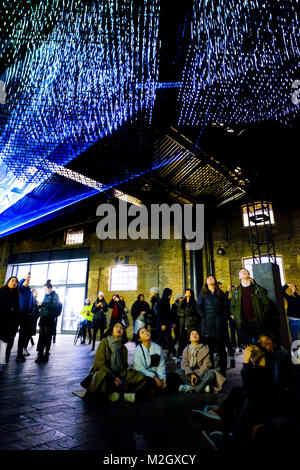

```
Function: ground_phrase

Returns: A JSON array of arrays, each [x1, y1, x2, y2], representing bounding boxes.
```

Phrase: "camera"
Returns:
[[250, 343, 265, 362]]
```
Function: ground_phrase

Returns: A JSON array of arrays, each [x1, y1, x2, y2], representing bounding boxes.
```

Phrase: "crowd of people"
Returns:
[[1, 267, 300, 452]]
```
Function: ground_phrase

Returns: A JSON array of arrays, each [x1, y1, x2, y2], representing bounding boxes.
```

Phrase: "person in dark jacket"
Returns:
[[108, 294, 124, 327], [131, 294, 151, 343], [230, 268, 271, 346], [35, 280, 61, 363], [0, 276, 20, 370], [91, 292, 108, 351], [192, 332, 300, 452], [171, 294, 184, 355], [17, 273, 35, 362], [282, 283, 300, 347], [177, 289, 199, 357], [197, 275, 229, 377], [156, 288, 176, 358], [24, 288, 40, 349], [149, 287, 160, 341]]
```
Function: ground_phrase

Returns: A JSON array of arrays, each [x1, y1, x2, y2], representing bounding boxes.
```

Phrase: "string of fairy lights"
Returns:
[[0, 0, 161, 185], [178, 0, 299, 129]]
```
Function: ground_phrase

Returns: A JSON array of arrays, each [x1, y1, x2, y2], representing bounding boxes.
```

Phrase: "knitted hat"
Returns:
[[98, 291, 104, 297], [150, 287, 159, 294], [175, 294, 184, 301]]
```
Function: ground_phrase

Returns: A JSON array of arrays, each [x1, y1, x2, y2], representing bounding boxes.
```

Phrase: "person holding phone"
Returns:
[[91, 292, 108, 351]]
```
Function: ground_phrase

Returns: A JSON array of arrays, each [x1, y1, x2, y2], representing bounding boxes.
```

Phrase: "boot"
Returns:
[[43, 353, 50, 363], [35, 353, 44, 363]]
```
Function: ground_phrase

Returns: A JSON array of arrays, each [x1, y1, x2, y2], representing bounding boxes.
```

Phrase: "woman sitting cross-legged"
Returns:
[[80, 322, 147, 403], [167, 329, 226, 393], [133, 327, 167, 395]]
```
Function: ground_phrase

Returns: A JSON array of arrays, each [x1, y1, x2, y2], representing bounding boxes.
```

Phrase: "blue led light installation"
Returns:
[[0, 0, 161, 212], [178, 0, 299, 129]]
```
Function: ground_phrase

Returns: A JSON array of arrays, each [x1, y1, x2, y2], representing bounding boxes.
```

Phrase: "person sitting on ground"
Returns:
[[80, 322, 147, 403], [131, 294, 151, 343], [167, 329, 226, 393], [133, 327, 166, 395], [191, 332, 300, 451]]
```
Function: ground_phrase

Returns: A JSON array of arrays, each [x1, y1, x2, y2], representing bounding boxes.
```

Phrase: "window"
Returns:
[[243, 256, 285, 284], [242, 202, 274, 227], [110, 265, 138, 291], [65, 229, 84, 245]]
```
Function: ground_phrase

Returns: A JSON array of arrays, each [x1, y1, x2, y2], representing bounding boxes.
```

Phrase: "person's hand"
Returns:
[[190, 374, 198, 386], [114, 377, 122, 387], [37, 302, 42, 307], [244, 345, 264, 364], [227, 285, 232, 292], [140, 311, 146, 315], [87, 313, 90, 316], [161, 325, 166, 331], [287, 283, 293, 288], [154, 377, 163, 388], [230, 315, 234, 319], [249, 278, 255, 284]]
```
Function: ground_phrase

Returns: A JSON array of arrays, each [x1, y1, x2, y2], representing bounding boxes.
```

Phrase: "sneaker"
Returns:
[[230, 358, 235, 368], [108, 392, 120, 402], [23, 349, 30, 356], [91, 347, 95, 351], [179, 384, 193, 393], [201, 430, 224, 451], [172, 357, 180, 364], [191, 409, 223, 431], [204, 385, 210, 393], [80, 340, 86, 345], [16, 356, 26, 362], [124, 393, 135, 404], [43, 354, 50, 363]]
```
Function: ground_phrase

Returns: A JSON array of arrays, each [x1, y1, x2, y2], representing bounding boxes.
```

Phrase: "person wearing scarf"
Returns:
[[167, 329, 226, 393], [81, 322, 147, 403], [108, 294, 124, 327]]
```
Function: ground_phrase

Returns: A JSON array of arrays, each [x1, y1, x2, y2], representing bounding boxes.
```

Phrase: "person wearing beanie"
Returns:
[[79, 298, 94, 345], [155, 288, 177, 359], [91, 292, 108, 351]]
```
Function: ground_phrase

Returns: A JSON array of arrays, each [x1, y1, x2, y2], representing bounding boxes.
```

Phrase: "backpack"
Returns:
[[55, 301, 63, 317]]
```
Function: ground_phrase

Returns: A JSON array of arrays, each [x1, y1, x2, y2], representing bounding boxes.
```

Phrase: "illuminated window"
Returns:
[[65, 229, 84, 245], [243, 256, 285, 284], [242, 202, 274, 227], [110, 265, 138, 291]]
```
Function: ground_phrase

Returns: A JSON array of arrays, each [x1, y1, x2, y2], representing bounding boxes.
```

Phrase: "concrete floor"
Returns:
[[0, 334, 243, 451]]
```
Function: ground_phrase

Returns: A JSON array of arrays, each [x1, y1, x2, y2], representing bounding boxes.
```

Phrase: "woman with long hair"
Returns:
[[167, 329, 226, 393], [91, 292, 108, 351], [177, 288, 199, 357], [35, 280, 61, 363], [0, 276, 20, 370], [81, 322, 147, 403], [197, 275, 229, 377]]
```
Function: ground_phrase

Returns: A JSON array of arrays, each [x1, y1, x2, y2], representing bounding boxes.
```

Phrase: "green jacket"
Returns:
[[80, 305, 93, 322], [230, 282, 270, 331]]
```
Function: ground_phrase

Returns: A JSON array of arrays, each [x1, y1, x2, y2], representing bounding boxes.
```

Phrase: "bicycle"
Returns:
[[74, 320, 85, 345]]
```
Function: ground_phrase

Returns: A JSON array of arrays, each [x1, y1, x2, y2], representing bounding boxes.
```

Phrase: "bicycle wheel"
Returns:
[[74, 324, 81, 345]]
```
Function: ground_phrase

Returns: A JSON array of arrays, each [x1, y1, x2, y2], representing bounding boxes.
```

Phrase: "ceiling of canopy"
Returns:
[[0, 0, 299, 237]]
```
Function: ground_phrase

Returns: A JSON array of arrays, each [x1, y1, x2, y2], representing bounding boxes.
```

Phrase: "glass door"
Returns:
[[61, 286, 86, 332]]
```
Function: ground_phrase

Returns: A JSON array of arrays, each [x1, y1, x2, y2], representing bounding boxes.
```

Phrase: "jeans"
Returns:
[[17, 314, 33, 357], [82, 320, 92, 342], [289, 318, 300, 343]]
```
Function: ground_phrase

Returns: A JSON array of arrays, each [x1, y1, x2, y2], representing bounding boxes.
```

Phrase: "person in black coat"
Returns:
[[197, 275, 229, 377], [108, 294, 125, 327], [91, 292, 108, 351], [177, 289, 199, 357], [0, 276, 20, 369], [156, 287, 176, 358], [23, 288, 40, 352], [131, 294, 151, 343], [148, 288, 160, 341]]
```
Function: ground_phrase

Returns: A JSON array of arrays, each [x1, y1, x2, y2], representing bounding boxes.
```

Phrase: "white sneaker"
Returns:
[[204, 385, 210, 393], [23, 349, 30, 356], [124, 393, 135, 403], [179, 384, 193, 393], [173, 357, 180, 364], [108, 392, 120, 402]]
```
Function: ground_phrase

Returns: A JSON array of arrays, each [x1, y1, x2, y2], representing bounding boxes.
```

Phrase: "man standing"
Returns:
[[16, 273, 34, 362], [230, 268, 270, 346]]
